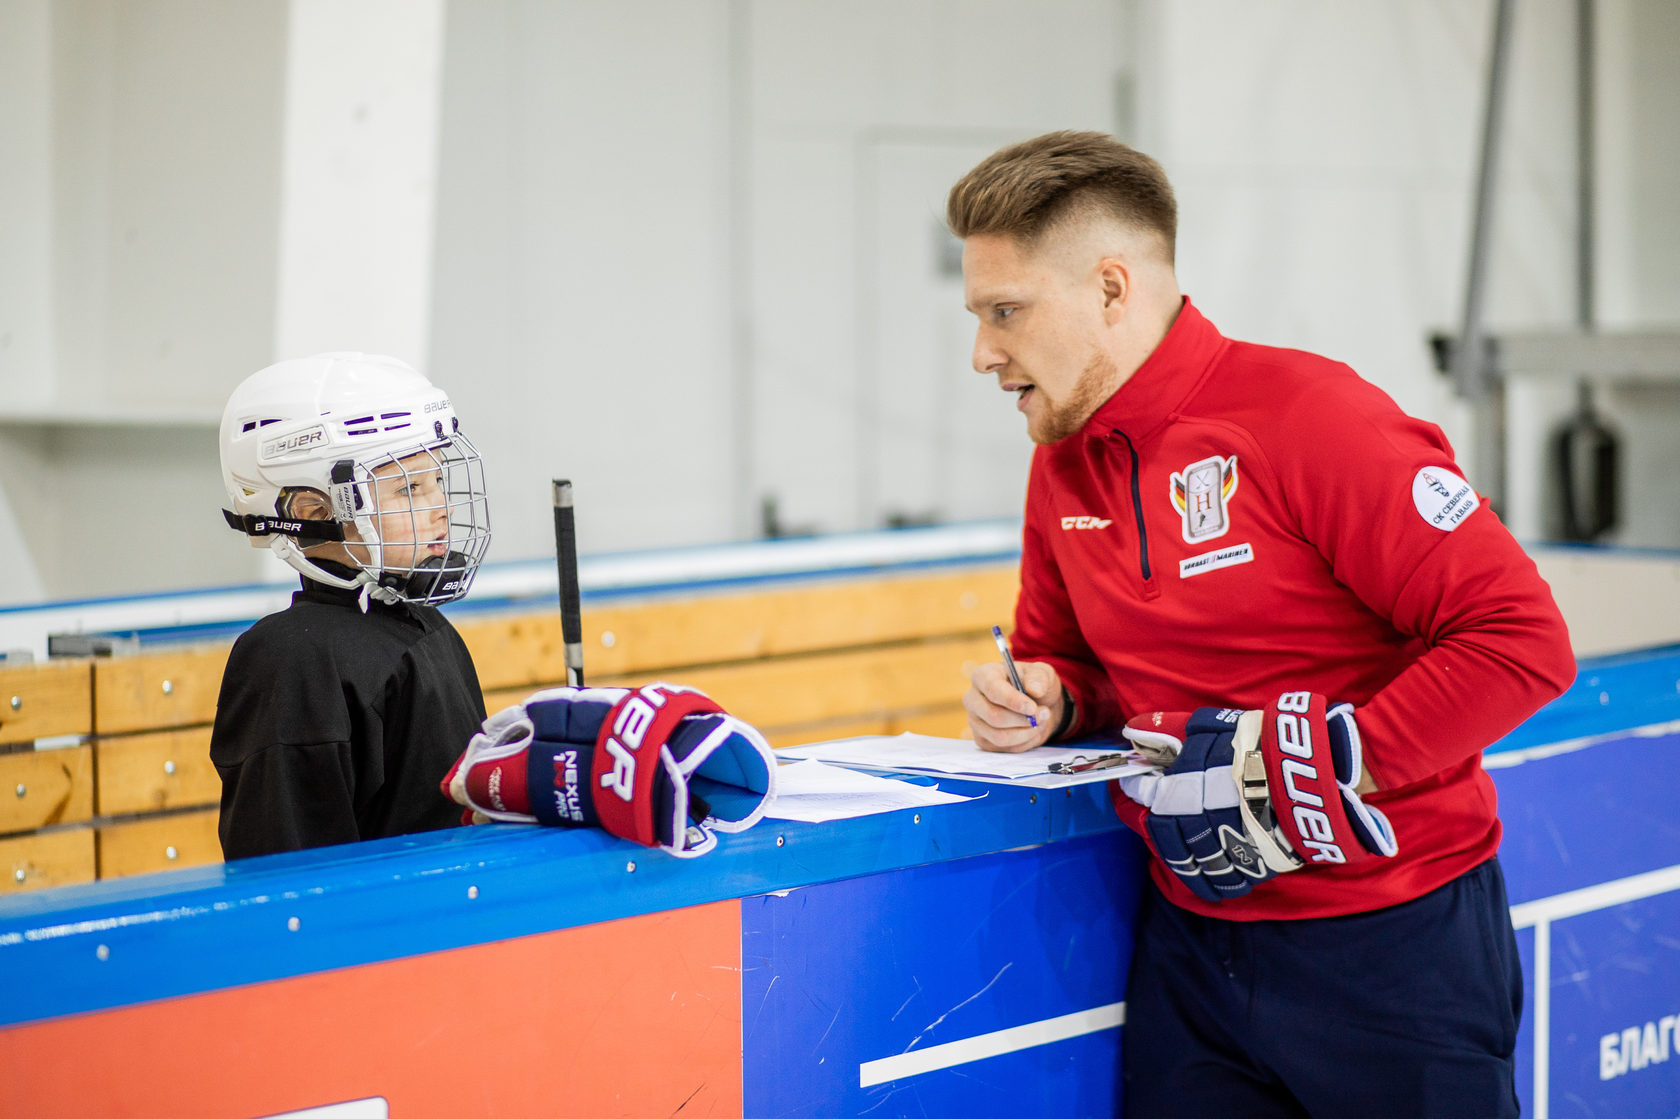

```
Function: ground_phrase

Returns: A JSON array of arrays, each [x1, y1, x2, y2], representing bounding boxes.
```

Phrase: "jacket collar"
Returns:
[[297, 561, 408, 615], [1083, 297, 1228, 443]]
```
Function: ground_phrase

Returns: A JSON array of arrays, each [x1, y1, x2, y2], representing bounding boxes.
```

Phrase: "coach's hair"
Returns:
[[946, 131, 1176, 262]]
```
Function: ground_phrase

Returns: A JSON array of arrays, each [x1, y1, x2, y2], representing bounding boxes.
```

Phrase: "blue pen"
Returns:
[[991, 624, 1038, 728]]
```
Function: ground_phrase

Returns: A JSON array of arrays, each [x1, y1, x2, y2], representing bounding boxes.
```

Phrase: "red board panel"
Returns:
[[2, 900, 741, 1118]]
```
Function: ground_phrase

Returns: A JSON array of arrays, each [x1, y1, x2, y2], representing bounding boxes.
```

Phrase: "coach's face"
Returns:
[[963, 231, 1124, 445]]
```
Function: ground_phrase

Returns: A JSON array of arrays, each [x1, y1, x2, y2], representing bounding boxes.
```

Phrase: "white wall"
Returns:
[[0, 1, 55, 601], [0, 0, 286, 598], [0, 0, 1675, 606], [742, 0, 1127, 540], [427, 0, 1123, 562], [429, 0, 739, 559], [274, 0, 447, 366], [1585, 0, 1680, 550], [1145, 0, 1582, 446]]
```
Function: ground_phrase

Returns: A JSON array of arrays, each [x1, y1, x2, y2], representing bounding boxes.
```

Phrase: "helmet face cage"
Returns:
[[349, 431, 492, 606]]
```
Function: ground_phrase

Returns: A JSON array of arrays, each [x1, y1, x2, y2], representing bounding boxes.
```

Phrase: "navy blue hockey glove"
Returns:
[[442, 683, 777, 858], [1118, 695, 1397, 903], [1118, 708, 1274, 902], [1248, 692, 1397, 868]]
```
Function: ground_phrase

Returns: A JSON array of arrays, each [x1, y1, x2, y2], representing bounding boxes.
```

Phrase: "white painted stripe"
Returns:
[[858, 1002, 1124, 1087], [1534, 920, 1551, 1119], [1509, 862, 1680, 928], [1482, 717, 1680, 770]]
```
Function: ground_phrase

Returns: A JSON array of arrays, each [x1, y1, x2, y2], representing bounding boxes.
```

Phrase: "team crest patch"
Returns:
[[1412, 467, 1479, 531], [1171, 455, 1238, 543]]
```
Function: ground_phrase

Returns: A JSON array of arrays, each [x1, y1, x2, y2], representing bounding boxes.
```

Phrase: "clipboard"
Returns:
[[776, 732, 1155, 788]]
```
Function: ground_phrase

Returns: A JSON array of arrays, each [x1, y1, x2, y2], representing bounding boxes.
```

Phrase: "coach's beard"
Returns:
[[1030, 349, 1122, 445]]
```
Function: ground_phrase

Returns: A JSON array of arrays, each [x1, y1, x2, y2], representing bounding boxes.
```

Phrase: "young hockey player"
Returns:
[[211, 352, 493, 859]]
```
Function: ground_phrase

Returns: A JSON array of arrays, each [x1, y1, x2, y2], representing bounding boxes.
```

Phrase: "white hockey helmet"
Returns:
[[220, 352, 491, 606]]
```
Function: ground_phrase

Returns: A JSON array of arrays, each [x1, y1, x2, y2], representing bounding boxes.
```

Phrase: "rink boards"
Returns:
[[1, 643, 1677, 1118]]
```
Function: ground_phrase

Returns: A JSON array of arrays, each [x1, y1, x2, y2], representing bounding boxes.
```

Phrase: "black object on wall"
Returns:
[[1554, 380, 1619, 542]]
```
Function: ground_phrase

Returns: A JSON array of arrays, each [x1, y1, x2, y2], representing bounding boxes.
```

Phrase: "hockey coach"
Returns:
[[955, 131, 1575, 1118]]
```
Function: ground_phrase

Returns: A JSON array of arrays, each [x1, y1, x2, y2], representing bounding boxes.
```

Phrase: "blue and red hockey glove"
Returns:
[[1116, 692, 1397, 903], [441, 682, 777, 858]]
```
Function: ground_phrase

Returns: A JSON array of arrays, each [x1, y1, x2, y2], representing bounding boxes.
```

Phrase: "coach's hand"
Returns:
[[1117, 695, 1398, 902], [1117, 708, 1277, 902], [964, 660, 1065, 752]]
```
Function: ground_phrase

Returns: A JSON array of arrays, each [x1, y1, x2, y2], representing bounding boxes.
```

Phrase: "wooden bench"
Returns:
[[0, 562, 1018, 894], [0, 661, 97, 891]]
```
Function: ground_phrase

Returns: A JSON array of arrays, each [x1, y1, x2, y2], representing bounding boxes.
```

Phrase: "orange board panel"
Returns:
[[1, 900, 741, 1118]]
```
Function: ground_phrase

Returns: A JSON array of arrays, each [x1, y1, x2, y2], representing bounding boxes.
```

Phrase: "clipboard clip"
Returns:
[[1047, 752, 1134, 775]]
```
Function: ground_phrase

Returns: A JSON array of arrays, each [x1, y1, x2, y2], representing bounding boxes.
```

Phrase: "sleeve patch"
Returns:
[[1411, 467, 1480, 531]]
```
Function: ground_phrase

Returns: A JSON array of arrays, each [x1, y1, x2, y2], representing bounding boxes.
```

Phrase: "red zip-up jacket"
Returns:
[[1014, 299, 1575, 919]]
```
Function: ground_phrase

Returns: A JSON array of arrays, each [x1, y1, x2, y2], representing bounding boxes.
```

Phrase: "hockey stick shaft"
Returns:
[[552, 479, 585, 687]]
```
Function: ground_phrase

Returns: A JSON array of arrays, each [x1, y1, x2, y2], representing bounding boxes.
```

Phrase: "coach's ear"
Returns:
[[1098, 257, 1130, 322]]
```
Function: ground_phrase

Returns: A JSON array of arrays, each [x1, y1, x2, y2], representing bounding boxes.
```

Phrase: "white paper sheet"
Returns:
[[776, 733, 1156, 788], [763, 759, 974, 822]]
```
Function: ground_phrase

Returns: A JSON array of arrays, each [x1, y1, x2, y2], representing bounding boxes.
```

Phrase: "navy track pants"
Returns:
[[1121, 858, 1524, 1118]]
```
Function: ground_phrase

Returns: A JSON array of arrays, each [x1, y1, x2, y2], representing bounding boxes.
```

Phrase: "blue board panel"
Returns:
[[743, 830, 1147, 1119], [1544, 894, 1680, 1116], [1492, 723, 1680, 1116], [1492, 729, 1680, 906]]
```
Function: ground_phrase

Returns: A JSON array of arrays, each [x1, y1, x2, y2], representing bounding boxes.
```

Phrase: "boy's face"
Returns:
[[295, 448, 452, 574], [358, 449, 451, 573]]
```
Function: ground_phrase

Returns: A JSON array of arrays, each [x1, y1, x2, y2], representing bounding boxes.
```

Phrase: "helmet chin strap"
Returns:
[[269, 535, 404, 613], [358, 581, 406, 612]]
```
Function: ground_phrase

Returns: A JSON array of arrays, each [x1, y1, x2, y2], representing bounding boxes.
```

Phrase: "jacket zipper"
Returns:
[[1113, 430, 1154, 584]]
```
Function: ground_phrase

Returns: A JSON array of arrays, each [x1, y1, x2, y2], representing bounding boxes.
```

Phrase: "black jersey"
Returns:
[[210, 574, 487, 859]]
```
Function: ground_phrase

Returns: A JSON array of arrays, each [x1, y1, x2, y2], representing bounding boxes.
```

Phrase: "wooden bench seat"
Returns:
[[0, 562, 1018, 893]]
